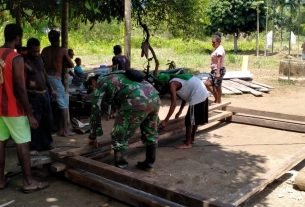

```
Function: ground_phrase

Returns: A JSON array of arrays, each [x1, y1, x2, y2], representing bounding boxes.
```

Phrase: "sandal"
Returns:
[[22, 181, 49, 193]]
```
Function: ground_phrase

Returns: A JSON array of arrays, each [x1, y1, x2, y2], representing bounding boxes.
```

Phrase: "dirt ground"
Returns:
[[1, 67, 305, 207]]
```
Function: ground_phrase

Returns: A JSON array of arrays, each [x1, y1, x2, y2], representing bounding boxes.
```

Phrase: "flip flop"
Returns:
[[22, 181, 49, 193], [175, 143, 192, 149]]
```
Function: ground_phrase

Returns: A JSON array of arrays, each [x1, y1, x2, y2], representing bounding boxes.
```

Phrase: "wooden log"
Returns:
[[65, 169, 184, 207], [230, 113, 305, 133], [66, 156, 235, 207], [226, 145, 305, 206], [226, 106, 305, 122]]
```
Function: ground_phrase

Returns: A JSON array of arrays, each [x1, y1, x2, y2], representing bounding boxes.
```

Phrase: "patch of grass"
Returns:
[[0, 21, 303, 75]]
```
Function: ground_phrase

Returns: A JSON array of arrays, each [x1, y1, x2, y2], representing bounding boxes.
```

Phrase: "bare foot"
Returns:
[[176, 143, 192, 149], [183, 140, 195, 144]]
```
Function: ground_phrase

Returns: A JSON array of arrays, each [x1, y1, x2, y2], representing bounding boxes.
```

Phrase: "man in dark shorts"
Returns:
[[0, 24, 48, 192], [24, 37, 54, 151], [41, 30, 74, 137], [157, 73, 209, 149], [111, 45, 130, 71]]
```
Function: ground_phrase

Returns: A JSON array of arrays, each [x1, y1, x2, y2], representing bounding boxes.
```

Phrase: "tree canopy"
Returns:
[[0, 0, 209, 38], [206, 0, 266, 36]]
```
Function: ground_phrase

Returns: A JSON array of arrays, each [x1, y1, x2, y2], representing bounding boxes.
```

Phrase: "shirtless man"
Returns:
[[41, 30, 74, 137], [25, 38, 55, 151]]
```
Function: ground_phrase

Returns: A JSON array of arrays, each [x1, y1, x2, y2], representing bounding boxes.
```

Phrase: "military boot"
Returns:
[[114, 150, 128, 169], [136, 143, 157, 171]]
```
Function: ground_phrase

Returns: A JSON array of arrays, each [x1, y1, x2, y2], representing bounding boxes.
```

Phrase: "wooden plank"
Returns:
[[65, 169, 184, 207], [231, 79, 270, 92], [231, 79, 262, 89], [209, 101, 231, 111], [50, 162, 67, 173], [160, 101, 231, 131], [51, 102, 232, 160], [226, 80, 252, 93], [66, 156, 235, 207], [221, 87, 236, 95], [226, 106, 305, 122], [223, 71, 253, 80], [229, 80, 263, 96], [50, 143, 112, 159], [250, 81, 274, 89], [222, 81, 243, 94], [209, 110, 232, 123], [226, 145, 305, 206], [230, 114, 305, 133]]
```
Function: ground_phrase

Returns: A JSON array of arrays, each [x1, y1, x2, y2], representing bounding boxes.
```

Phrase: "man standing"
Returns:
[[89, 71, 160, 171], [0, 24, 48, 192], [24, 38, 54, 151], [41, 30, 74, 137], [111, 45, 130, 71]]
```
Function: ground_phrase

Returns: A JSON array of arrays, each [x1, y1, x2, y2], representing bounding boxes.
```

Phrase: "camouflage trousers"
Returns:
[[89, 104, 103, 139], [89, 98, 160, 152]]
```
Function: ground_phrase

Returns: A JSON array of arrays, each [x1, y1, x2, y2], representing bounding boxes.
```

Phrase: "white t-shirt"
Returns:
[[170, 76, 209, 106], [211, 45, 225, 68]]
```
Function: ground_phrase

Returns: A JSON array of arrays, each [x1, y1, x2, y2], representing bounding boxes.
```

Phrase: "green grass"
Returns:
[[0, 21, 303, 74]]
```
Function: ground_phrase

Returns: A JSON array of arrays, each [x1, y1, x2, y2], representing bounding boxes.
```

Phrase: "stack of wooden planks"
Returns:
[[221, 79, 274, 97]]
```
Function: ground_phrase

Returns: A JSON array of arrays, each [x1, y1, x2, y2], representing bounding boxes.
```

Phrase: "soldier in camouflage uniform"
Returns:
[[89, 71, 160, 171]]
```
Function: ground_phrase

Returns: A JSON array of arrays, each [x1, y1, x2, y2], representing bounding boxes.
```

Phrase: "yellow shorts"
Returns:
[[0, 116, 31, 144]]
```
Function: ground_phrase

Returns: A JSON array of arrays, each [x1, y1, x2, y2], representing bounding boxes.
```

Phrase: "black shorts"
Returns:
[[185, 99, 209, 127], [208, 67, 226, 87]]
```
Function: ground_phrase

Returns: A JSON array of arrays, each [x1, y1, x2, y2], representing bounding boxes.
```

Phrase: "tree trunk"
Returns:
[[15, 5, 21, 26], [233, 33, 238, 53], [288, 4, 292, 55], [61, 0, 69, 48], [264, 0, 268, 57], [256, 8, 259, 57], [124, 0, 131, 58]]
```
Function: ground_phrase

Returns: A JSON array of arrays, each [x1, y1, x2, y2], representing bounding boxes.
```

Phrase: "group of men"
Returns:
[[0, 23, 211, 193]]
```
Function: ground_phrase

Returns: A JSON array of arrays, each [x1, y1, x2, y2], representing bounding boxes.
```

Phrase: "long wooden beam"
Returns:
[[66, 156, 235, 207], [65, 169, 184, 207], [230, 113, 305, 133], [227, 106, 305, 122]]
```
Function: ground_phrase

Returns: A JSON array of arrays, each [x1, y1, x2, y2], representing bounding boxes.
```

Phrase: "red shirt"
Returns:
[[0, 48, 26, 117]]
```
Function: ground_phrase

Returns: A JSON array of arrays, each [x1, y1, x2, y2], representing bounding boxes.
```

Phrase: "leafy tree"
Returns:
[[206, 0, 266, 52]]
